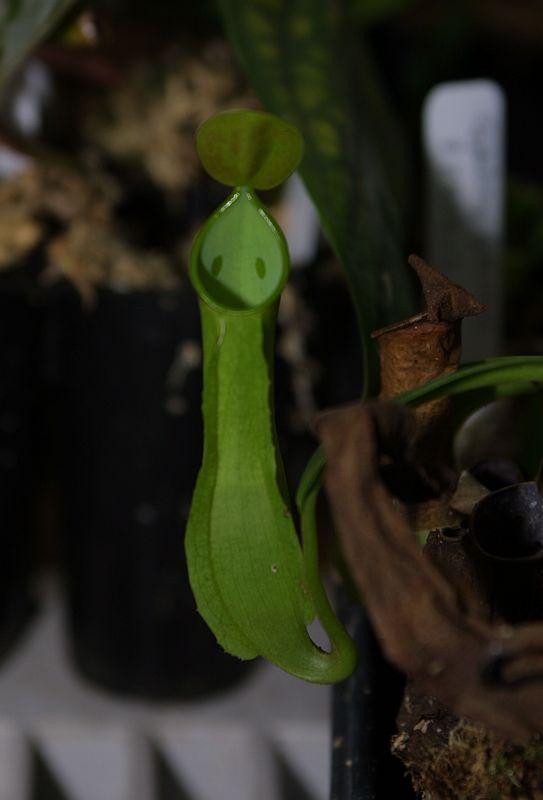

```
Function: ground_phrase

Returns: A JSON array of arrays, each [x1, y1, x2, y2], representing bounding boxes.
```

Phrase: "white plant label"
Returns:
[[423, 79, 506, 359], [276, 172, 320, 269]]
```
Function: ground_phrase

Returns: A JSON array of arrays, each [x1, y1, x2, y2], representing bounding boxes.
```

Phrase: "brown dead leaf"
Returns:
[[316, 400, 543, 741]]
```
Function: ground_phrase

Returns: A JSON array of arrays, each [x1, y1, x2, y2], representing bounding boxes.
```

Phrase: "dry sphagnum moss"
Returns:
[[86, 41, 257, 192], [46, 219, 179, 305], [0, 162, 179, 300], [0, 165, 112, 270], [1, 41, 256, 297]]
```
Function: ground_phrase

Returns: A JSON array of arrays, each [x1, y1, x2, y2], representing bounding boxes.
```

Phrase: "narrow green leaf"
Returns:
[[397, 356, 543, 408], [296, 443, 326, 510], [0, 0, 75, 88], [297, 356, 543, 508], [219, 0, 414, 395], [197, 109, 304, 190]]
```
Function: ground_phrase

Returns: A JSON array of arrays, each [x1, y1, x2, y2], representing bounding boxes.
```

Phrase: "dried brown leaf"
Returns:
[[316, 400, 543, 741]]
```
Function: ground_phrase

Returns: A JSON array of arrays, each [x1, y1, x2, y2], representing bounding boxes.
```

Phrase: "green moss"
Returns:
[[402, 721, 543, 799]]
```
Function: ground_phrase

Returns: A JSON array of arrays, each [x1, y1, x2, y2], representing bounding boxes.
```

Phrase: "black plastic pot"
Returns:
[[0, 260, 41, 659], [330, 601, 416, 800], [58, 285, 250, 698]]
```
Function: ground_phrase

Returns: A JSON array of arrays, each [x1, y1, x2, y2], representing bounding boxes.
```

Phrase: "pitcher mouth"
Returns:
[[190, 187, 289, 315]]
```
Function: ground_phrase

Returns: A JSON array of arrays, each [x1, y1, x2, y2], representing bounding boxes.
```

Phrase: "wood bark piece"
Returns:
[[316, 400, 543, 741]]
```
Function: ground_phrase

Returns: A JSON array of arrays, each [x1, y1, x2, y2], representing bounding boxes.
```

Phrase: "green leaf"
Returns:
[[397, 356, 543, 408], [296, 443, 326, 510], [197, 109, 304, 190], [0, 0, 75, 88], [186, 182, 356, 683], [297, 356, 543, 508], [219, 0, 414, 396]]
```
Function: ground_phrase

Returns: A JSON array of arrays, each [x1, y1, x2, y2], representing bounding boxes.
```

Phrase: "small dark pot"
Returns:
[[469, 481, 543, 623], [0, 261, 41, 658], [330, 600, 417, 800], [58, 286, 249, 698]]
